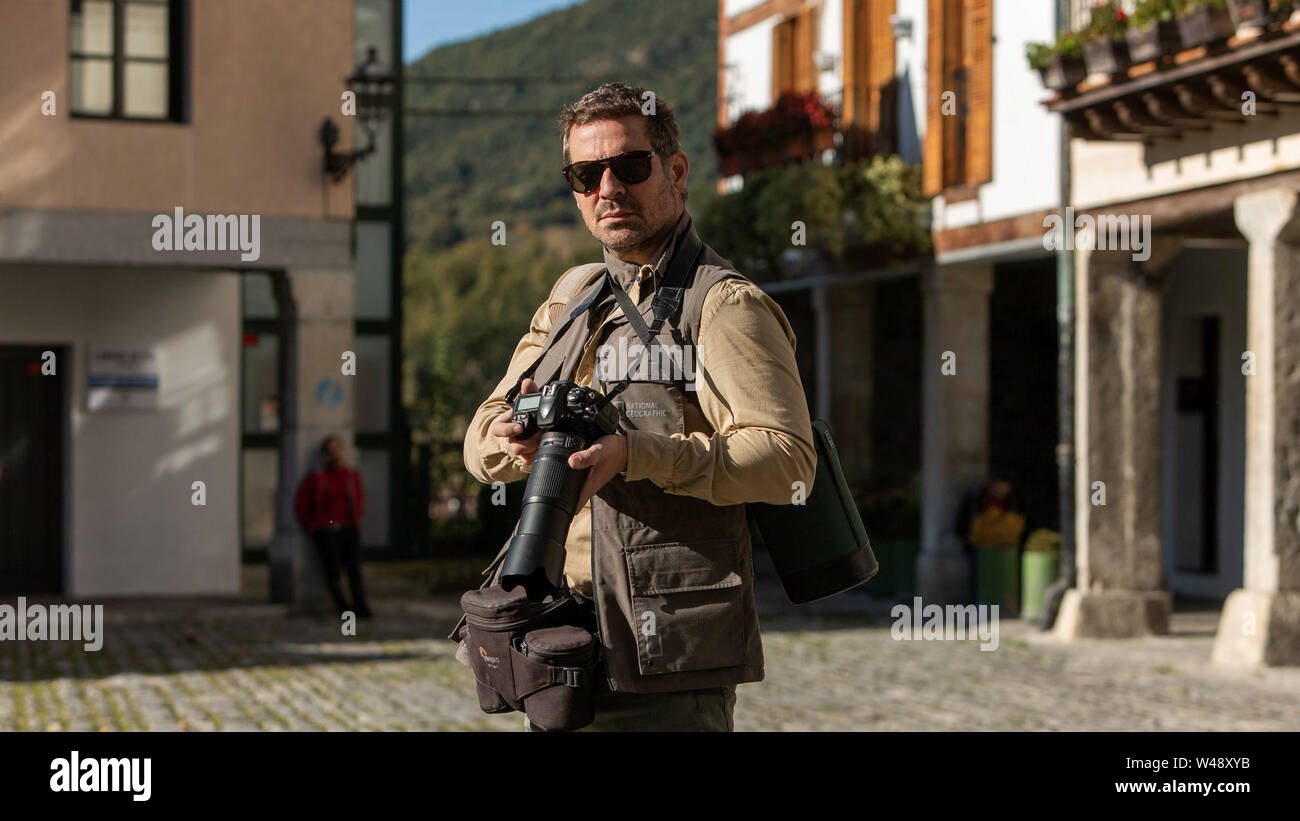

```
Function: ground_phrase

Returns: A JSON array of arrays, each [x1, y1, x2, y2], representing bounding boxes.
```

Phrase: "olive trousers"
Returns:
[[524, 684, 737, 732]]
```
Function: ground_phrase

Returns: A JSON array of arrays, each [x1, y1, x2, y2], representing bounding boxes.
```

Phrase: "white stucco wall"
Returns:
[[723, 0, 843, 118], [1073, 110, 1300, 210], [725, 16, 778, 122], [0, 265, 240, 596], [724, 0, 768, 16]]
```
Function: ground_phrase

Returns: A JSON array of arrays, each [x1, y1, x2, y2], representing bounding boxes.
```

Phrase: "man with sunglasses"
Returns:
[[463, 82, 816, 731]]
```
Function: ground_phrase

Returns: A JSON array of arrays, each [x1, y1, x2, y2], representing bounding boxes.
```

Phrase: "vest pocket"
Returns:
[[623, 538, 747, 675]]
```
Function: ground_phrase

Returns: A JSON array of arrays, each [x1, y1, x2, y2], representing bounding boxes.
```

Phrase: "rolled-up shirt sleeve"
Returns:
[[622, 278, 817, 506]]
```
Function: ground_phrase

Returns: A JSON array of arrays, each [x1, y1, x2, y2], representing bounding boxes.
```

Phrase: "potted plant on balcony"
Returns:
[[1226, 0, 1271, 28], [1273, 0, 1299, 24], [1027, 30, 1087, 91], [1019, 529, 1061, 620], [1173, 0, 1236, 47], [1127, 0, 1182, 61], [712, 91, 839, 174], [1083, 0, 1133, 76], [775, 90, 838, 157]]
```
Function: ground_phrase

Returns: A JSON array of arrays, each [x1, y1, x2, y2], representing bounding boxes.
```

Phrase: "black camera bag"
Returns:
[[459, 584, 599, 730]]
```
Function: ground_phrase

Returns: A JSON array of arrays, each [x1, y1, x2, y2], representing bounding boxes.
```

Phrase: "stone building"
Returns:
[[0, 0, 405, 604], [717, 0, 1298, 666]]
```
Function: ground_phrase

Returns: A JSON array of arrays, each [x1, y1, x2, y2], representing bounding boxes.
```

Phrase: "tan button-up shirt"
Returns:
[[463, 210, 816, 595]]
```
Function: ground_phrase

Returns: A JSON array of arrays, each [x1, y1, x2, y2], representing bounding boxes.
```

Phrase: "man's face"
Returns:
[[566, 115, 688, 261], [324, 438, 345, 466]]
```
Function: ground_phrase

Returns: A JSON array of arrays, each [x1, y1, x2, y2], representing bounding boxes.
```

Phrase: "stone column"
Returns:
[[270, 267, 355, 616], [1215, 190, 1300, 666], [918, 262, 992, 604], [1055, 240, 1170, 639]]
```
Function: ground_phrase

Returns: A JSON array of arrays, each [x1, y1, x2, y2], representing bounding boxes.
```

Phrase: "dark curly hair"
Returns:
[[558, 82, 686, 200]]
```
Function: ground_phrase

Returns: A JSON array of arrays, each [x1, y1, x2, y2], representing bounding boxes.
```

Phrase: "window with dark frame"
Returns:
[[68, 0, 186, 121]]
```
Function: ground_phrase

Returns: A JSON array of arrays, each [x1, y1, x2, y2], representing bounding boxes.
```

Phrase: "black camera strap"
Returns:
[[603, 225, 703, 401], [506, 274, 611, 403], [505, 216, 704, 404]]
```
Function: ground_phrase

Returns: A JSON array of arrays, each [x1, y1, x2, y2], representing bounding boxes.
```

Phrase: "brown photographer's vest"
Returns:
[[513, 240, 764, 694]]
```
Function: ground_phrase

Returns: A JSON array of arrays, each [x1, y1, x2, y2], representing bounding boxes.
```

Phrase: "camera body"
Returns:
[[500, 381, 620, 600], [510, 380, 620, 445]]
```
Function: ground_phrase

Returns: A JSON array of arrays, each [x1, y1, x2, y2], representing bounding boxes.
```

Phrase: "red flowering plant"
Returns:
[[1087, 0, 1130, 39], [712, 90, 840, 159]]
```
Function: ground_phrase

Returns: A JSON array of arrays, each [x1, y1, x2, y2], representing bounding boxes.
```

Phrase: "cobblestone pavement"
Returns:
[[1, 565, 1298, 731]]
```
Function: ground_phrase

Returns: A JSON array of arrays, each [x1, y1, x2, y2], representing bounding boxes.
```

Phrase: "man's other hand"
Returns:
[[570, 433, 628, 508], [490, 377, 542, 466]]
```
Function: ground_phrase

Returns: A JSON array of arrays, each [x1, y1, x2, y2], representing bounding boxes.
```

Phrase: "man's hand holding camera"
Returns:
[[491, 378, 544, 466], [567, 431, 627, 508], [490, 377, 628, 507]]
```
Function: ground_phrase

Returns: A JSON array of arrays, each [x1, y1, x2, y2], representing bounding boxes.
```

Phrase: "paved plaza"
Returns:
[[1, 563, 1297, 732]]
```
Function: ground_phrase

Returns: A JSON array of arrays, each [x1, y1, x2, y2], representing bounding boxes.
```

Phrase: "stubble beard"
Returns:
[[591, 178, 677, 255]]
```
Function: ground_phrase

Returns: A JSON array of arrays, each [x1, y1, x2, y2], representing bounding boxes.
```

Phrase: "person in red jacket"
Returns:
[[294, 435, 372, 618]]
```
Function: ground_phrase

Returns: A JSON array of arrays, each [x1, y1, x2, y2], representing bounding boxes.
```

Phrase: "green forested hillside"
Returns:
[[403, 0, 719, 250]]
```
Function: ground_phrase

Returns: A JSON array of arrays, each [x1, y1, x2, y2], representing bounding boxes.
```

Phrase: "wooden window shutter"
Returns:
[[867, 0, 896, 137], [922, 0, 945, 196], [962, 0, 993, 185], [795, 6, 817, 94], [941, 0, 963, 189], [844, 1, 896, 152], [773, 16, 795, 101], [843, 0, 861, 126]]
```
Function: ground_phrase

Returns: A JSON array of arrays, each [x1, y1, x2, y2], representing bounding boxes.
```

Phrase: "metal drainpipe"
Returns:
[[269, 270, 299, 605], [1041, 0, 1077, 630]]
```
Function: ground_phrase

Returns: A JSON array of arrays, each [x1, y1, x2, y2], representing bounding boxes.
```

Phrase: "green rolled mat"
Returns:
[[749, 419, 878, 605]]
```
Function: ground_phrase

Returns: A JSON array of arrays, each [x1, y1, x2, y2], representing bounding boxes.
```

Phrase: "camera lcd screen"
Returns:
[[516, 395, 541, 411]]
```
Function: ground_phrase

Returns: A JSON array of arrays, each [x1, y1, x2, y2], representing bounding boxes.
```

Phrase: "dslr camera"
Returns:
[[499, 380, 620, 600]]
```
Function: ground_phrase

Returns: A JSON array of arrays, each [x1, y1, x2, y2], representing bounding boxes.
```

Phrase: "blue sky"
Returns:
[[403, 0, 586, 63]]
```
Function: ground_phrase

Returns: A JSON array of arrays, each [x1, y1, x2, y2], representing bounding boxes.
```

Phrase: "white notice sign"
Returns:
[[87, 347, 160, 411]]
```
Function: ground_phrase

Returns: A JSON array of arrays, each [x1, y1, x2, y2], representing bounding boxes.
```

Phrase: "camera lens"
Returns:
[[499, 430, 589, 600]]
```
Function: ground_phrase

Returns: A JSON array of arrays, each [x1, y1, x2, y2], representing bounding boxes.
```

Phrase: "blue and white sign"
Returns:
[[87, 347, 160, 411], [315, 378, 344, 409]]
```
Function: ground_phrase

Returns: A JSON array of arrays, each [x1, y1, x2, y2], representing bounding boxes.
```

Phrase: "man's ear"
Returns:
[[669, 151, 689, 196]]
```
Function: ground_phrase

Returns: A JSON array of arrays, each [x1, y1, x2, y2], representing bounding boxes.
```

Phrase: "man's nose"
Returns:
[[597, 165, 626, 198]]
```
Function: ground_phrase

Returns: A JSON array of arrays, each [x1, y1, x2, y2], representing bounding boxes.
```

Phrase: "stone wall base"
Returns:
[[1053, 589, 1171, 639], [1212, 589, 1300, 667]]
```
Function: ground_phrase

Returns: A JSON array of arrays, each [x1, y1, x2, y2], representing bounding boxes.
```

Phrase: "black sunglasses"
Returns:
[[562, 150, 657, 194]]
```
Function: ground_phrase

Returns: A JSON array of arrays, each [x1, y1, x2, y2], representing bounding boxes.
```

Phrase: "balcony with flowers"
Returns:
[[1028, 0, 1300, 141], [711, 90, 841, 177]]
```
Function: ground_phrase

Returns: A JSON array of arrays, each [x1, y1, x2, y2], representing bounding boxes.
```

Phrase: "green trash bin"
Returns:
[[1020, 551, 1060, 620], [975, 546, 1020, 615], [865, 540, 895, 595], [893, 541, 919, 596]]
